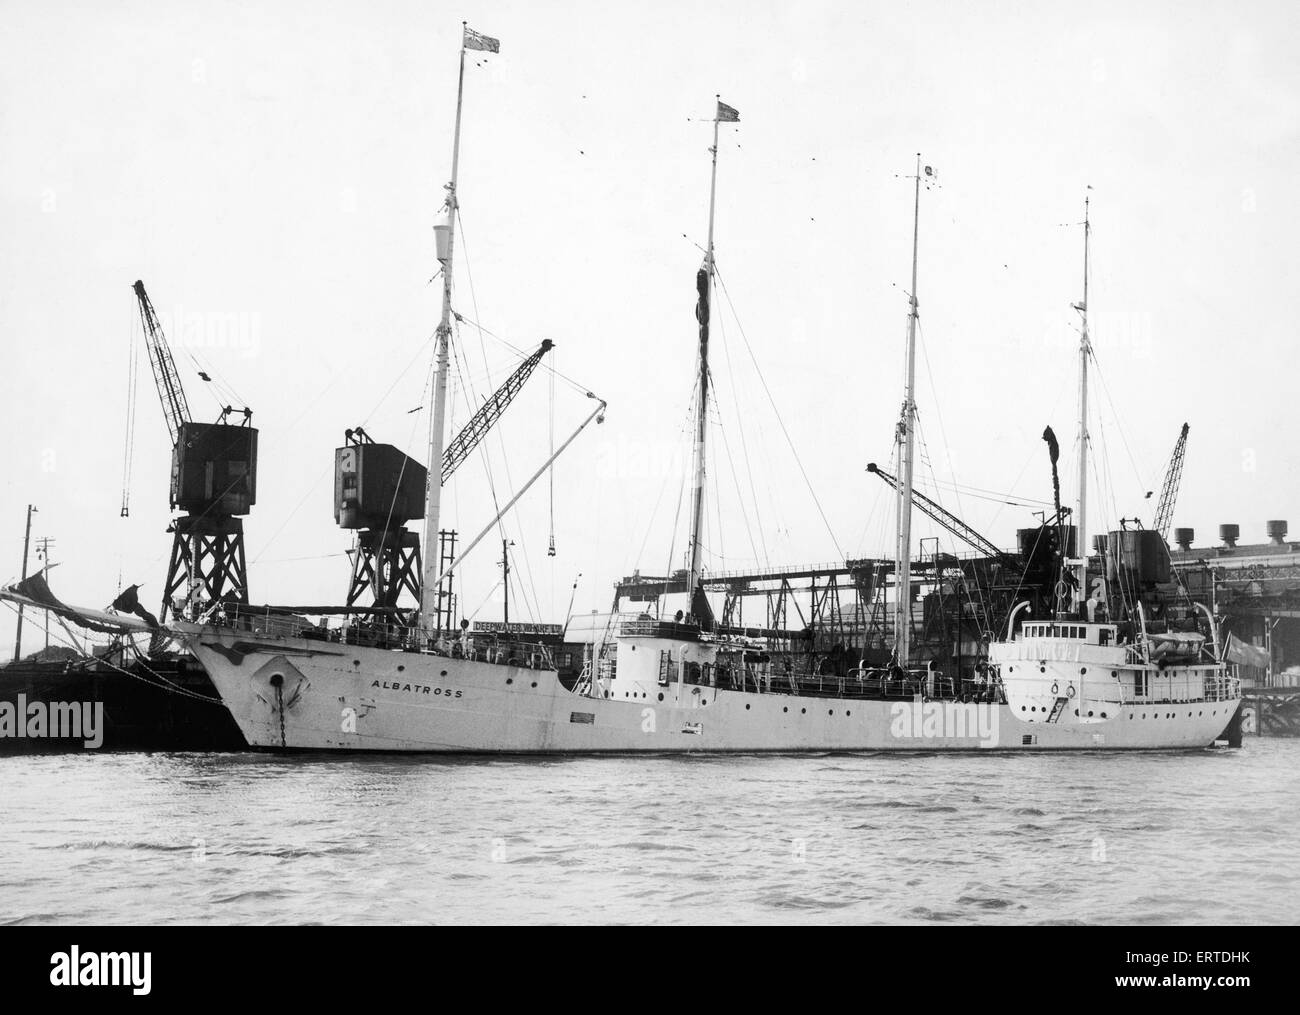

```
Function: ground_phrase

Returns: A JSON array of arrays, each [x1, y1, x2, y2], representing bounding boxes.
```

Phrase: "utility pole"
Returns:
[[13, 504, 35, 662]]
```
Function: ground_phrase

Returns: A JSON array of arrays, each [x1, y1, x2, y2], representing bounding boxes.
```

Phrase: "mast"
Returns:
[[1074, 193, 1091, 609], [686, 98, 731, 603], [13, 504, 34, 662], [893, 154, 922, 667], [420, 25, 472, 629]]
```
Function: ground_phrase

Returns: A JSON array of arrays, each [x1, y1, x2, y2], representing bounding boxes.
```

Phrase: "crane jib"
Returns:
[[439, 338, 554, 484]]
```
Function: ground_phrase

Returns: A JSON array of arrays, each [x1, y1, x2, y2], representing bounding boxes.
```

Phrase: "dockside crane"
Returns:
[[1152, 422, 1189, 544], [131, 280, 258, 624], [332, 338, 554, 630], [133, 281, 191, 448]]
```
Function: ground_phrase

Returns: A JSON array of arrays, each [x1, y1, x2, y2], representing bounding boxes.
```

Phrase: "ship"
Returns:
[[169, 28, 1241, 752]]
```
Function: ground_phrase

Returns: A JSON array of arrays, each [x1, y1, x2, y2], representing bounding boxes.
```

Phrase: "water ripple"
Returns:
[[0, 742, 1295, 924]]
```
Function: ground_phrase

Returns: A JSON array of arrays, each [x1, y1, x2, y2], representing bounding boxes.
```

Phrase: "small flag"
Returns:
[[716, 100, 740, 122], [464, 27, 499, 53]]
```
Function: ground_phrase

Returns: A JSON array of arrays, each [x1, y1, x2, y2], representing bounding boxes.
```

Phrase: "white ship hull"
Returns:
[[184, 629, 1241, 752]]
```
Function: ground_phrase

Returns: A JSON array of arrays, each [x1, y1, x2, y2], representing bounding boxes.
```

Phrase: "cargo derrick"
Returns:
[[866, 462, 1044, 676], [132, 281, 258, 623]]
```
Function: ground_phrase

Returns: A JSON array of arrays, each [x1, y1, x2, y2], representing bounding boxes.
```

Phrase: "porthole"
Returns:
[[1081, 667, 1087, 675], [507, 678, 513, 685], [1112, 670, 1118, 677], [846, 711, 852, 717], [398, 665, 406, 673], [783, 707, 789, 713], [1100, 712, 1107, 719], [1087, 711, 1094, 717], [439, 669, 447, 677], [352, 660, 361, 667], [828, 709, 834, 716], [531, 681, 538, 688], [1040, 666, 1046, 673], [745, 703, 751, 710], [658, 693, 664, 702], [801, 708, 806, 714], [1074, 709, 1079, 716]]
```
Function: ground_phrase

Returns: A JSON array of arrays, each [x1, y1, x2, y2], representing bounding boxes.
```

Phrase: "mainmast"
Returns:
[[420, 24, 498, 629], [893, 154, 922, 667], [1073, 192, 1091, 609], [686, 97, 738, 604]]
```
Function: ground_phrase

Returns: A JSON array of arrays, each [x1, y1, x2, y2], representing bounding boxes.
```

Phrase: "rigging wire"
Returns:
[[249, 332, 437, 567], [1087, 343, 1156, 506], [707, 362, 763, 569], [713, 264, 844, 560], [548, 348, 556, 558], [662, 379, 696, 584], [455, 211, 542, 623], [714, 302, 770, 566], [450, 309, 595, 398], [119, 300, 141, 518]]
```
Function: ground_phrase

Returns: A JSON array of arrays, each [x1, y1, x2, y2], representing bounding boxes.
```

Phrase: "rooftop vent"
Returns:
[[1267, 520, 1288, 546], [1173, 527, 1194, 551], [1219, 523, 1239, 548]]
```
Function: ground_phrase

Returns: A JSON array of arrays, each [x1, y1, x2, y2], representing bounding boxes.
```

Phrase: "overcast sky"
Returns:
[[3, 0, 1298, 656]]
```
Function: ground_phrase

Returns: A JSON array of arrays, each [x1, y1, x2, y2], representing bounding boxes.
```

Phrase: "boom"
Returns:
[[132, 280, 191, 446], [441, 338, 553, 483], [1152, 422, 1189, 542], [867, 462, 1013, 563]]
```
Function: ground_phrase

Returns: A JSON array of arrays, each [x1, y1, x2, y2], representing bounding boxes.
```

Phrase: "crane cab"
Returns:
[[170, 421, 258, 516]]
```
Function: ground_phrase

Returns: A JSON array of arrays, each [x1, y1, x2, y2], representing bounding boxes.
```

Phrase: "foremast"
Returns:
[[686, 98, 738, 605], [420, 24, 495, 628], [893, 154, 923, 667]]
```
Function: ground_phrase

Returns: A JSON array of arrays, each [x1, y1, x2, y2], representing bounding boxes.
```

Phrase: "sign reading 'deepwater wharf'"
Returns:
[[0, 696, 104, 748]]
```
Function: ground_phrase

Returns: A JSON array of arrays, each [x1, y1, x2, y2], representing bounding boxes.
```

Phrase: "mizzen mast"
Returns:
[[893, 154, 923, 667], [1072, 192, 1092, 609]]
